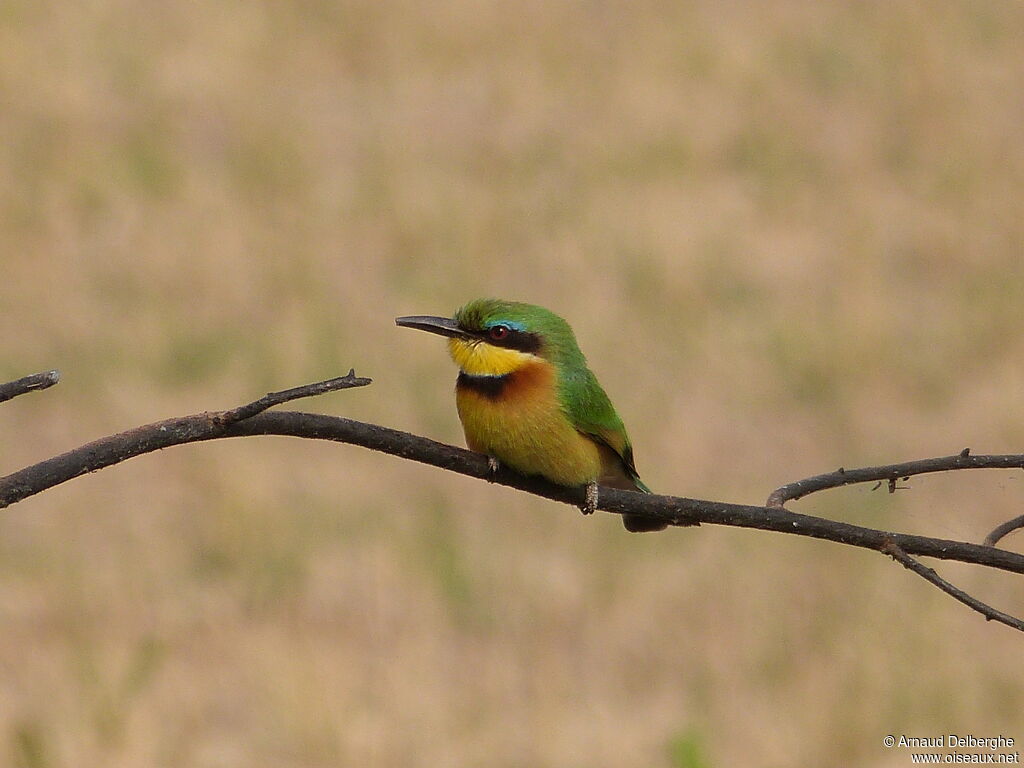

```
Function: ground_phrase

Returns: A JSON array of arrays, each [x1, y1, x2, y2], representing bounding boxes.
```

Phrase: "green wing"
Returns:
[[561, 366, 650, 492]]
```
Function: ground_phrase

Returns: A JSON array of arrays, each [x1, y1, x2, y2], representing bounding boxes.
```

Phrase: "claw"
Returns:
[[580, 481, 598, 516], [486, 456, 500, 481]]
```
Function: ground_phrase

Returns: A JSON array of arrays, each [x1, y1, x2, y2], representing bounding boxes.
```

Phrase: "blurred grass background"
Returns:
[[1, 0, 1023, 765]]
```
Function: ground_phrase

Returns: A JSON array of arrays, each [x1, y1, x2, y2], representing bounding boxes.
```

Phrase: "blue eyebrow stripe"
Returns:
[[487, 320, 527, 332], [491, 319, 528, 331]]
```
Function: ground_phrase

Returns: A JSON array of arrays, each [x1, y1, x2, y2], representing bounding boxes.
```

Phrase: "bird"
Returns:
[[395, 298, 666, 532]]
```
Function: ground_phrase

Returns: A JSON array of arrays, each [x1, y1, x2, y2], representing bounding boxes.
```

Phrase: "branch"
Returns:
[[0, 370, 60, 404], [0, 371, 371, 509], [768, 448, 1024, 557], [766, 448, 1024, 508], [882, 540, 1024, 632], [984, 514, 1024, 548], [1, 372, 1022, 631]]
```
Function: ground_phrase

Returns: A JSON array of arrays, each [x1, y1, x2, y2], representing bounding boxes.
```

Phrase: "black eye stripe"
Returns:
[[482, 327, 541, 354]]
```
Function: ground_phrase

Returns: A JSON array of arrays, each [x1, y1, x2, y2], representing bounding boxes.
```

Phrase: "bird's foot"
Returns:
[[580, 481, 599, 516], [486, 456, 501, 481]]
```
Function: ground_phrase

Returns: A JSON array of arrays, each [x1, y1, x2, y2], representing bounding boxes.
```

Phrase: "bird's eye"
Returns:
[[488, 325, 509, 341]]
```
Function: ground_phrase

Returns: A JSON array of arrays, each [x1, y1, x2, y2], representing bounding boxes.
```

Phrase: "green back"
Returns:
[[561, 362, 647, 489]]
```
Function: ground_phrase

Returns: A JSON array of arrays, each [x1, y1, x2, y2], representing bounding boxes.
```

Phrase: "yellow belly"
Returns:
[[455, 364, 603, 487]]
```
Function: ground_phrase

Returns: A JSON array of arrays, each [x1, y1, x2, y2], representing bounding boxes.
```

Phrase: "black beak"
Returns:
[[395, 315, 475, 340]]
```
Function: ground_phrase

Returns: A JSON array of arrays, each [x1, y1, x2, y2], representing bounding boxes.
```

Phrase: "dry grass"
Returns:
[[1, 0, 1023, 765]]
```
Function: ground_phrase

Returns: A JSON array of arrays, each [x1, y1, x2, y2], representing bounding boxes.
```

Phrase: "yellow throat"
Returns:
[[447, 337, 541, 376]]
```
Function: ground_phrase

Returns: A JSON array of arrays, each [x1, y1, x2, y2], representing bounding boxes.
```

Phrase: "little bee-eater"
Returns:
[[396, 298, 666, 532]]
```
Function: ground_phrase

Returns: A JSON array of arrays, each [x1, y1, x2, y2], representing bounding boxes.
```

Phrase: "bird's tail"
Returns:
[[622, 477, 668, 533]]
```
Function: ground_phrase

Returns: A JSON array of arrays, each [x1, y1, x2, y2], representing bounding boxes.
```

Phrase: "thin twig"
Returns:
[[216, 370, 372, 425], [767, 451, 1024, 507], [984, 514, 1024, 548], [882, 539, 1024, 632], [0, 371, 60, 404]]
